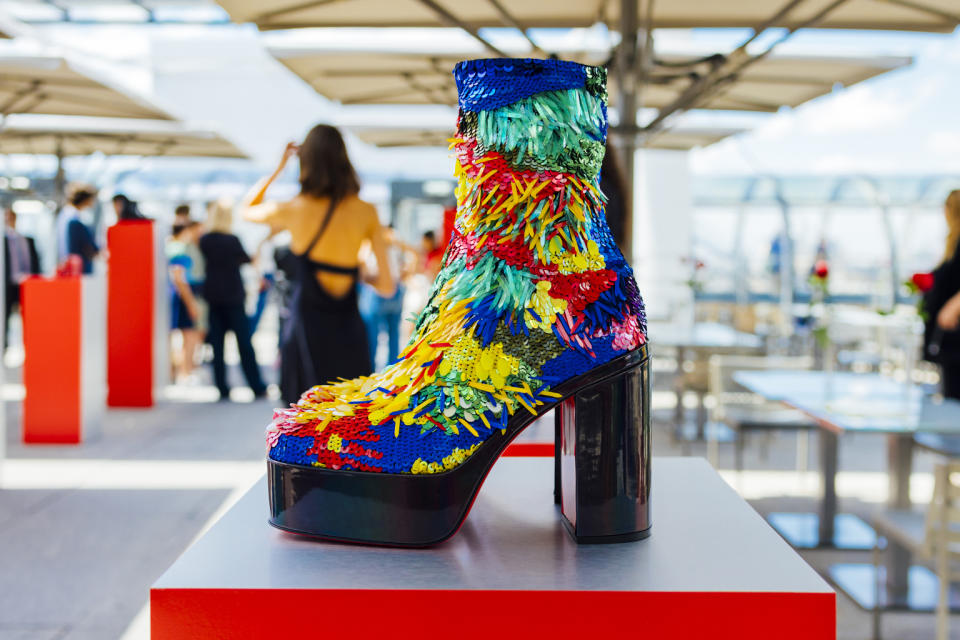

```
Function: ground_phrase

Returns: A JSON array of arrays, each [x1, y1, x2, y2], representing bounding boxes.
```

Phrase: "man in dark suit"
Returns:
[[4, 206, 41, 350]]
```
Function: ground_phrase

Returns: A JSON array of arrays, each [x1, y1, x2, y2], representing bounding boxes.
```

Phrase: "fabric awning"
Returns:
[[274, 47, 909, 112], [218, 0, 960, 32], [347, 123, 744, 150], [0, 55, 172, 119], [0, 115, 246, 158]]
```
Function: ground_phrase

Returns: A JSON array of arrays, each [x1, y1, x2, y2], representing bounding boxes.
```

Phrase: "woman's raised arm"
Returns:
[[242, 142, 298, 226]]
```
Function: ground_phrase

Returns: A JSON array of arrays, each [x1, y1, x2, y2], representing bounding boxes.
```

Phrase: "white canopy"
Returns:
[[218, 0, 960, 32], [346, 122, 744, 150], [274, 46, 909, 113], [0, 115, 246, 158], [0, 54, 171, 119]]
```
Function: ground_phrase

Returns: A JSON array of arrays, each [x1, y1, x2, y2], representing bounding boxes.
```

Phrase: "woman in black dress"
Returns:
[[200, 200, 267, 401], [242, 125, 395, 405], [925, 190, 960, 399]]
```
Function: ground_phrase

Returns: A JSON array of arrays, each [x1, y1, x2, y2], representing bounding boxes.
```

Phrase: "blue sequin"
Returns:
[[454, 58, 592, 112]]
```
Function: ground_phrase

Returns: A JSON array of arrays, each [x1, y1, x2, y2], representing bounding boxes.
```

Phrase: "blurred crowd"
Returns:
[[4, 124, 960, 409], [163, 192, 443, 402], [2, 131, 448, 405]]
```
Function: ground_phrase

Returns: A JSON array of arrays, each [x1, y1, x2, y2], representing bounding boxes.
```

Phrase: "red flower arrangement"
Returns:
[[911, 272, 934, 293], [904, 272, 934, 321], [813, 260, 829, 280]]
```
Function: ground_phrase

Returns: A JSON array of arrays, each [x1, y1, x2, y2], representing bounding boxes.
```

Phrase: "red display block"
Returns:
[[152, 458, 835, 640], [22, 275, 105, 443], [107, 220, 163, 407]]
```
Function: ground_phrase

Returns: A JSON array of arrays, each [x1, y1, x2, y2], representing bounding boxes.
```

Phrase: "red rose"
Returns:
[[813, 260, 829, 279], [912, 272, 934, 293]]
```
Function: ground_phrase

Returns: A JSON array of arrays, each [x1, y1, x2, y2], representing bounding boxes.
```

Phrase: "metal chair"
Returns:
[[872, 462, 960, 640], [706, 354, 815, 471], [675, 353, 709, 451]]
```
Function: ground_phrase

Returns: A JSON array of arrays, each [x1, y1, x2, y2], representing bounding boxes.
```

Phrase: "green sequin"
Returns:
[[459, 88, 607, 181]]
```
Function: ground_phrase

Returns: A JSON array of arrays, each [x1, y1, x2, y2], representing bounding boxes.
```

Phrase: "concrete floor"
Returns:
[[1, 354, 958, 639]]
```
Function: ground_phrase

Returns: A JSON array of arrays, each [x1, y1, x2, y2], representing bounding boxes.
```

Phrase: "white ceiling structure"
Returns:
[[273, 45, 910, 112], [0, 115, 247, 158], [217, 0, 960, 32], [239, 0, 933, 155], [348, 122, 746, 150], [0, 54, 171, 119]]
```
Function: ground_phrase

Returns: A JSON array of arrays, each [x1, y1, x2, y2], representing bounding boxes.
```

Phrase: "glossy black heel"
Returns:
[[557, 358, 652, 543], [268, 347, 650, 547]]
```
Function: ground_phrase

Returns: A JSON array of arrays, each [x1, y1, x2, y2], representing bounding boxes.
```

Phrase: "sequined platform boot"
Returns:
[[267, 58, 651, 546]]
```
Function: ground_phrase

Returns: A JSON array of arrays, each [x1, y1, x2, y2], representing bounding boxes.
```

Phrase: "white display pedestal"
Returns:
[[152, 458, 835, 639]]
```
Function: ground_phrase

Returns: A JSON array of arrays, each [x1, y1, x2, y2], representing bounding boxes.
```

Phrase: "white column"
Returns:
[[80, 274, 106, 441], [632, 149, 694, 327]]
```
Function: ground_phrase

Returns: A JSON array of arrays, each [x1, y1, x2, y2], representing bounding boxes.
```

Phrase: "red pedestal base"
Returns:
[[107, 220, 157, 407], [153, 588, 832, 640], [22, 275, 104, 443], [151, 459, 835, 640]]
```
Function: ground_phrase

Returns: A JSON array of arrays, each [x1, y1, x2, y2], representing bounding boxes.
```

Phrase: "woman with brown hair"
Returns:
[[925, 190, 960, 398], [243, 124, 394, 405]]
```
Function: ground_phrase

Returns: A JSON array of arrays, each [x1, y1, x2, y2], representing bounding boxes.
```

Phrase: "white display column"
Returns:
[[632, 149, 694, 328]]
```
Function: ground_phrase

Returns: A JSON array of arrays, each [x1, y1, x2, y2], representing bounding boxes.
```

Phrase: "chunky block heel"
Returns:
[[554, 409, 563, 506], [558, 358, 651, 543]]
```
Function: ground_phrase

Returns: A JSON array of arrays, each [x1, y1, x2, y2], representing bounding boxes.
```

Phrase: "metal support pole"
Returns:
[[53, 139, 66, 264], [774, 179, 795, 337], [54, 139, 66, 214], [885, 433, 914, 601], [818, 428, 838, 546], [616, 0, 639, 265], [863, 178, 901, 310], [415, 0, 508, 57], [641, 0, 851, 137]]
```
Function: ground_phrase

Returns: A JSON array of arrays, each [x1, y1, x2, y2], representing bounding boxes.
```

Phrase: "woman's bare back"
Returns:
[[284, 194, 378, 298]]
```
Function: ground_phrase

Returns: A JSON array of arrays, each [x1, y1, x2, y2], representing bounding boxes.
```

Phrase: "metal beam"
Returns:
[[484, 0, 547, 56], [642, 0, 851, 135], [614, 0, 640, 263], [402, 72, 455, 105], [875, 0, 960, 23], [53, 137, 65, 215], [41, 0, 69, 22], [2, 79, 162, 118], [255, 0, 339, 24], [414, 0, 509, 57], [699, 94, 783, 112], [0, 81, 40, 116], [320, 69, 452, 104], [736, 0, 809, 50], [339, 81, 453, 105]]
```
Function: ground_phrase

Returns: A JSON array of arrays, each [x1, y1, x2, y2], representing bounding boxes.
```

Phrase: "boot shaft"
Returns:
[[433, 58, 645, 348]]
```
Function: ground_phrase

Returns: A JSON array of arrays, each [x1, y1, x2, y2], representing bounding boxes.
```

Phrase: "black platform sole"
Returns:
[[268, 346, 651, 547]]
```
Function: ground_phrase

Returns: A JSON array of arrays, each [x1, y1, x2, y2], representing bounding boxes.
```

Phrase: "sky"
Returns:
[[2, 16, 960, 178]]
